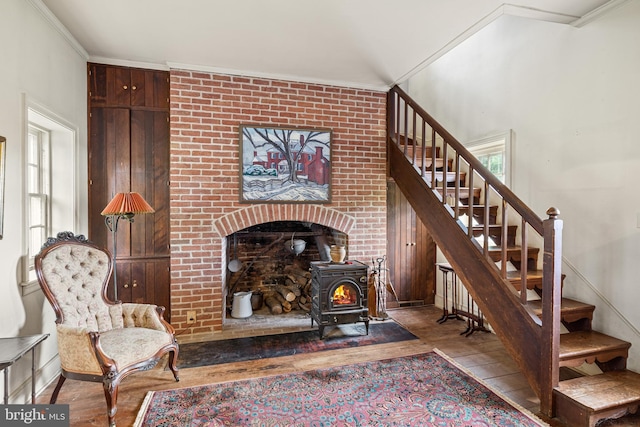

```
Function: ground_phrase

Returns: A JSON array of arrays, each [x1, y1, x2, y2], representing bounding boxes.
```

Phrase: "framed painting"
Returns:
[[240, 125, 332, 203]]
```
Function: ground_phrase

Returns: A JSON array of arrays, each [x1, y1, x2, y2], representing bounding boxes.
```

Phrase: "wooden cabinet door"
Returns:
[[386, 179, 436, 308], [89, 63, 169, 108], [130, 69, 170, 109], [130, 110, 170, 256], [88, 107, 131, 252], [89, 63, 131, 106]]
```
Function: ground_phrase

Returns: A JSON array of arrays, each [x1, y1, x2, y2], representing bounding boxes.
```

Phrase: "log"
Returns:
[[284, 282, 302, 297], [275, 285, 296, 302], [264, 294, 283, 315], [274, 292, 292, 310]]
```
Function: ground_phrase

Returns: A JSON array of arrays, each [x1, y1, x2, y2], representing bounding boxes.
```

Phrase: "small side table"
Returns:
[[436, 263, 462, 323], [0, 334, 49, 404]]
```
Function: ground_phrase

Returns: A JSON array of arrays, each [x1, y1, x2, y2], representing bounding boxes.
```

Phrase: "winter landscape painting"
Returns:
[[240, 125, 332, 203]]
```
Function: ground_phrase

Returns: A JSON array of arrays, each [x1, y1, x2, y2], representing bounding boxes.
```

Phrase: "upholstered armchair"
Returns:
[[35, 232, 179, 427]]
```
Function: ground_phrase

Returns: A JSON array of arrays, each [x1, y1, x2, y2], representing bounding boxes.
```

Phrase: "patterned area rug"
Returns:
[[178, 321, 417, 368], [135, 350, 548, 426]]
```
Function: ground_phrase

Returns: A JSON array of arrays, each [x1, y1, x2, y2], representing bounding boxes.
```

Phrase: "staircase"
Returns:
[[387, 85, 640, 426]]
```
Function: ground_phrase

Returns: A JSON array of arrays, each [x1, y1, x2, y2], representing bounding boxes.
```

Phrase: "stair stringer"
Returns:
[[389, 139, 547, 400]]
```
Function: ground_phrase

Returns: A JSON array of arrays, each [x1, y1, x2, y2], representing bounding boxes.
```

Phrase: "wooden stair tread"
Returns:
[[559, 331, 631, 365], [528, 297, 595, 319], [555, 370, 640, 411], [485, 245, 539, 265], [528, 298, 595, 330], [504, 269, 542, 290]]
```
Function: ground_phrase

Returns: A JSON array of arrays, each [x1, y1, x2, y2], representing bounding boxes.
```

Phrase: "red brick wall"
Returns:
[[170, 70, 387, 334]]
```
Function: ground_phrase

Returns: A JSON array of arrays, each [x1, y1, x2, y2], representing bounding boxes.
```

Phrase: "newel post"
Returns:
[[540, 207, 563, 417]]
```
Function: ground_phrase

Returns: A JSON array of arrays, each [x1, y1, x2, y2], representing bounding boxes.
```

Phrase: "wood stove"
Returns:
[[310, 260, 369, 338]]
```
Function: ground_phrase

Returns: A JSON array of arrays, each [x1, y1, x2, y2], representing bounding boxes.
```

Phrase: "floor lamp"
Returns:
[[101, 192, 155, 300]]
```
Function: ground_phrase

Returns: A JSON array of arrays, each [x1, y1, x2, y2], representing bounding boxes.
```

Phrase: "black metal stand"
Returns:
[[436, 263, 489, 336]]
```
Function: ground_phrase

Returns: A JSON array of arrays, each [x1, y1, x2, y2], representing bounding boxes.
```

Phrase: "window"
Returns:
[[22, 102, 78, 294], [27, 125, 51, 277], [466, 130, 513, 187]]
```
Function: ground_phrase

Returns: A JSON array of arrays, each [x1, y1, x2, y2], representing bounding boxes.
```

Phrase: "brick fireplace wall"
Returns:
[[170, 70, 387, 335]]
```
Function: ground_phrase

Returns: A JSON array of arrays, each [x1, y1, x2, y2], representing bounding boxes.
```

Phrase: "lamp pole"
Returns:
[[104, 213, 133, 301]]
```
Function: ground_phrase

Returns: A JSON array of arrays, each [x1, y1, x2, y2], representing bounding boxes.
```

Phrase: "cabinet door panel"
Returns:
[[130, 69, 169, 108], [89, 107, 131, 252], [114, 261, 132, 303], [88, 63, 132, 106], [386, 179, 436, 307], [130, 110, 170, 256]]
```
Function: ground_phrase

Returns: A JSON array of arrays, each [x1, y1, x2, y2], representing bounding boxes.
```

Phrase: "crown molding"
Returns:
[[88, 56, 169, 71], [166, 62, 390, 92], [571, 0, 631, 27], [27, 0, 88, 59]]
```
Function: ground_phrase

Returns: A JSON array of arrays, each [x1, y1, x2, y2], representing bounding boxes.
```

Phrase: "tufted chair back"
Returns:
[[36, 232, 121, 331]]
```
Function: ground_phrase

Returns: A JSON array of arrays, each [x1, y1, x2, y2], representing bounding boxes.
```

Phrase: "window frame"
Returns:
[[465, 130, 513, 188], [22, 99, 79, 295]]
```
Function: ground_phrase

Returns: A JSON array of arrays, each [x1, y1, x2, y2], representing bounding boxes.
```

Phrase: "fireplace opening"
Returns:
[[225, 221, 347, 323]]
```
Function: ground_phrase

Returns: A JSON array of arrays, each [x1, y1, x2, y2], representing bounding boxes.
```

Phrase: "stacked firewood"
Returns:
[[262, 264, 312, 315]]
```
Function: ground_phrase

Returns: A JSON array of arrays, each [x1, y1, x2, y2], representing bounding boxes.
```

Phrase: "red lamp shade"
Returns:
[[101, 192, 155, 216]]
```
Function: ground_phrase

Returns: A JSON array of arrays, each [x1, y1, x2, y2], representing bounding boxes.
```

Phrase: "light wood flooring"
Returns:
[[36, 305, 638, 426]]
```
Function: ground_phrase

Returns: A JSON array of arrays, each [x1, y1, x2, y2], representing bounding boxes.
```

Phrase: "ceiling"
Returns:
[[38, 0, 621, 91]]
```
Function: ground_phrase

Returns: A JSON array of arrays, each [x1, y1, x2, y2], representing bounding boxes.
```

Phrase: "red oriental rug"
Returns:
[[134, 350, 548, 426]]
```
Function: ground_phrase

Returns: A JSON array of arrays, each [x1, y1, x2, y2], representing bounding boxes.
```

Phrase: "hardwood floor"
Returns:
[[36, 305, 639, 426]]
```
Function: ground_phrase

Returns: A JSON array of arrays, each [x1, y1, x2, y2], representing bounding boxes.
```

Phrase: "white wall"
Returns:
[[0, 0, 87, 402], [407, 1, 640, 371]]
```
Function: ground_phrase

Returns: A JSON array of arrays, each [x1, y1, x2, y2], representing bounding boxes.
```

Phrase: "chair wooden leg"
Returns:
[[102, 378, 119, 427], [168, 349, 180, 382], [49, 375, 66, 404]]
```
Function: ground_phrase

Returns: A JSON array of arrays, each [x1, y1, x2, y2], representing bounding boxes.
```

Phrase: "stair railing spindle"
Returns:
[[520, 218, 529, 304], [403, 101, 409, 156], [483, 181, 490, 255], [500, 200, 508, 279], [442, 139, 449, 206], [454, 154, 461, 218], [412, 109, 417, 167], [421, 119, 427, 178], [431, 128, 436, 188], [467, 165, 474, 239]]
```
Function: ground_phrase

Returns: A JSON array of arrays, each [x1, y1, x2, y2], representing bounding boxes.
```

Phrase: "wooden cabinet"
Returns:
[[116, 258, 171, 309], [89, 63, 169, 108], [88, 63, 171, 319], [386, 179, 436, 308]]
